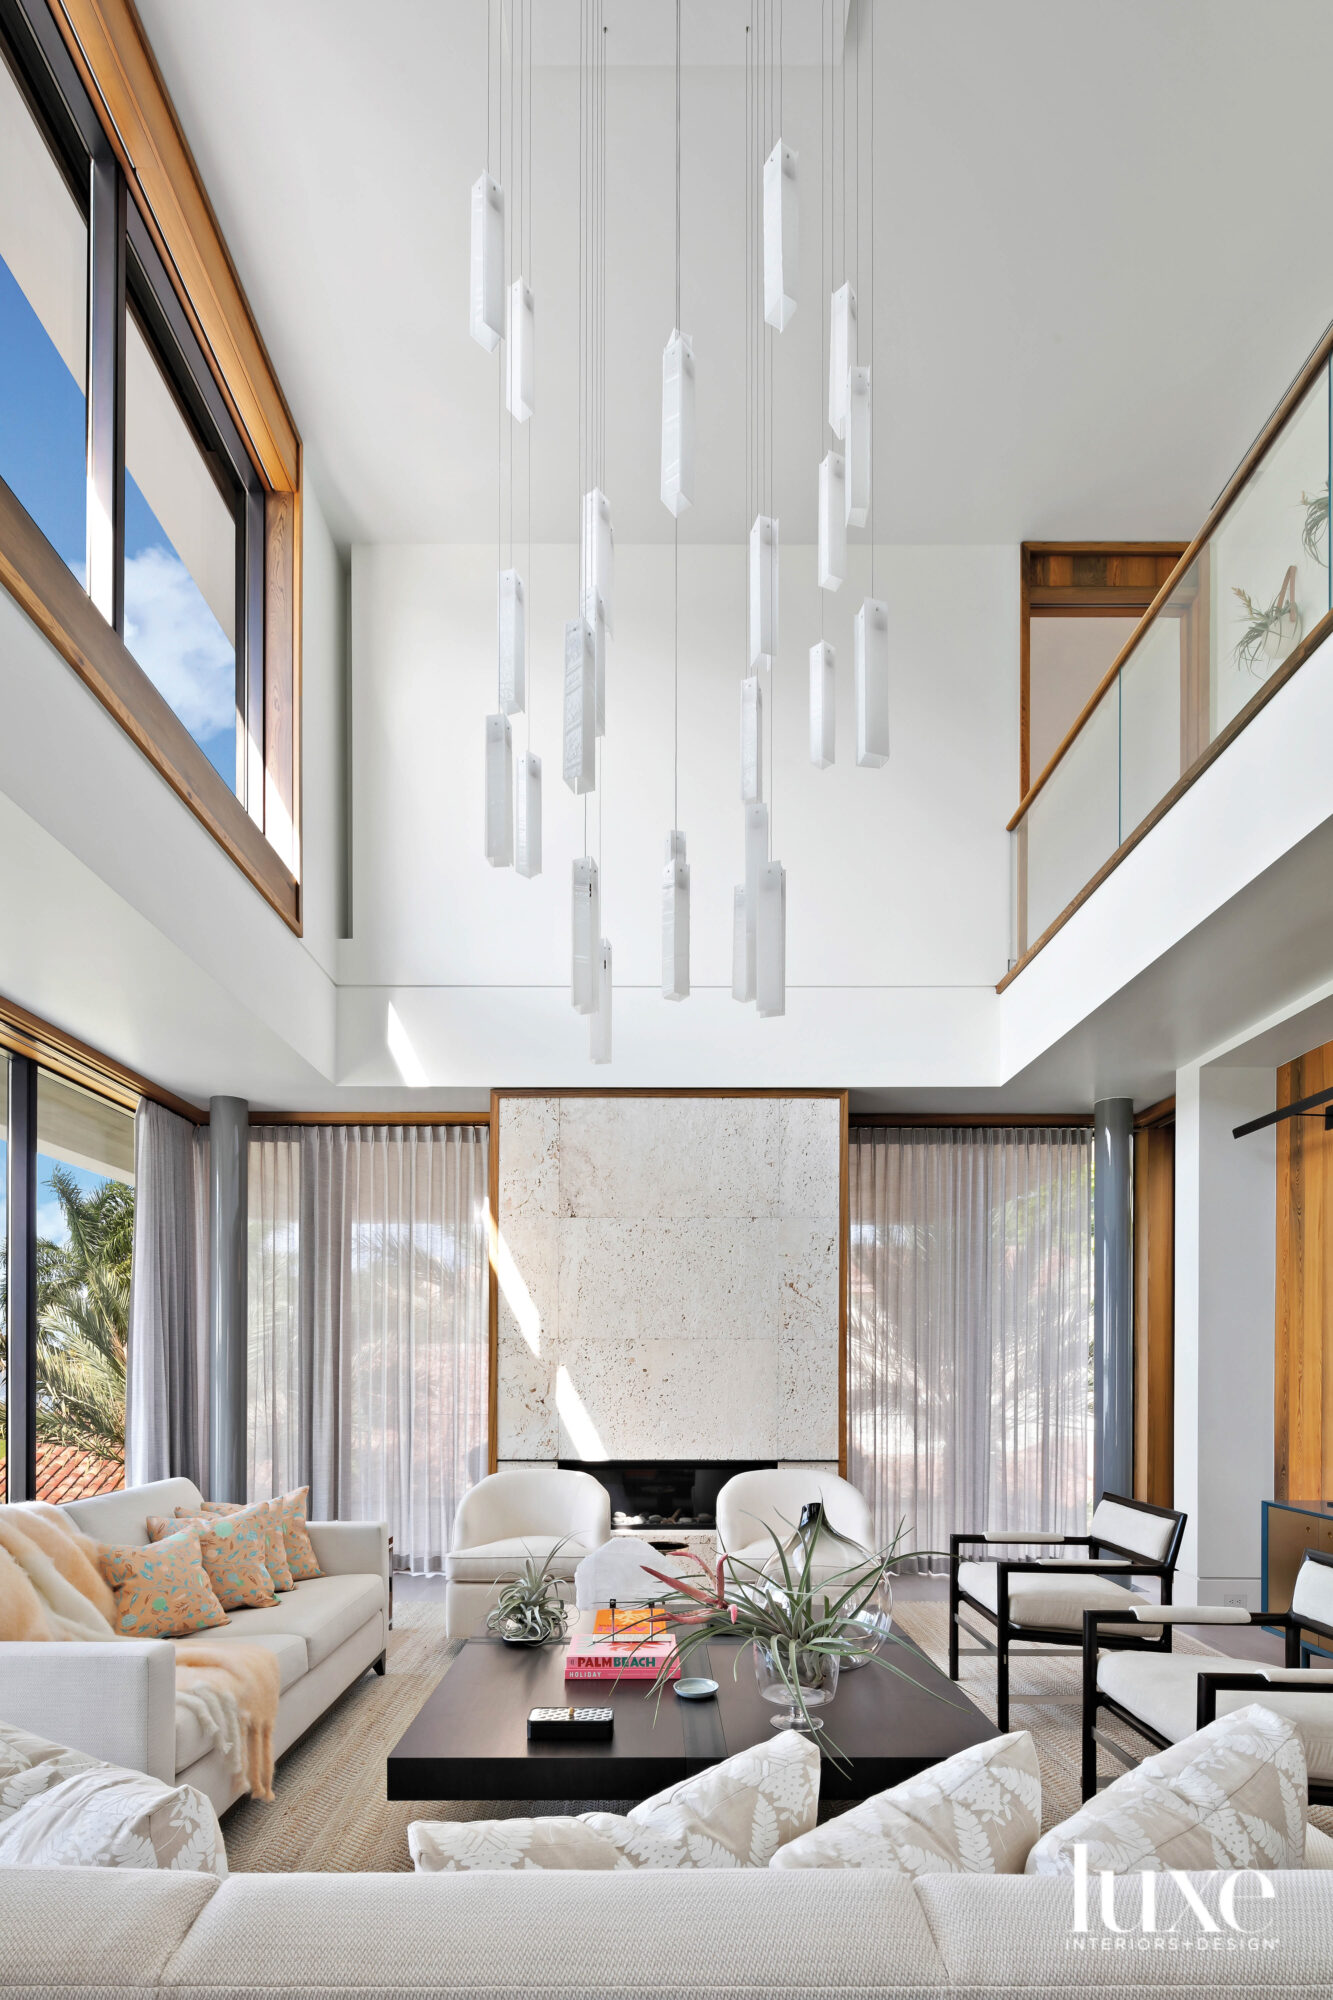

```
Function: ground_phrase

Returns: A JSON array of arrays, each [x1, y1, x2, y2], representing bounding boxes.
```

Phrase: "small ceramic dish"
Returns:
[[673, 1676, 719, 1700]]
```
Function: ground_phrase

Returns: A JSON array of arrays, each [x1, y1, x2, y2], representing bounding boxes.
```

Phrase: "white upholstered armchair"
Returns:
[[444, 1468, 611, 1637], [716, 1470, 875, 1590]]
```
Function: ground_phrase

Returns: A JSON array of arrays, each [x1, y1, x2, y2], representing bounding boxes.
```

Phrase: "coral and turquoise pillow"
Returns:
[[196, 1489, 321, 1583], [151, 1507, 276, 1612], [99, 1530, 229, 1638], [188, 1498, 294, 1592]]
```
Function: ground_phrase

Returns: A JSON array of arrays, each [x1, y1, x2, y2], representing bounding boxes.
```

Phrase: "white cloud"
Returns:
[[123, 545, 235, 742], [37, 1199, 69, 1247]]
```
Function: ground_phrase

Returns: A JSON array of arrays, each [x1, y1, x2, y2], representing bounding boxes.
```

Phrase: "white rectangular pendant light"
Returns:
[[855, 597, 890, 768], [762, 140, 798, 331], [828, 283, 856, 438], [845, 366, 871, 527], [515, 751, 542, 878], [571, 858, 600, 1013], [581, 487, 615, 635], [498, 569, 525, 714], [745, 802, 769, 941], [755, 861, 786, 1018], [740, 673, 764, 804], [749, 514, 778, 665], [589, 938, 613, 1063], [483, 713, 513, 867], [809, 642, 835, 768], [506, 278, 534, 422], [661, 330, 695, 517], [470, 173, 504, 352], [731, 885, 754, 1002], [662, 831, 689, 1001], [818, 453, 846, 592], [563, 618, 595, 793], [590, 595, 606, 738]]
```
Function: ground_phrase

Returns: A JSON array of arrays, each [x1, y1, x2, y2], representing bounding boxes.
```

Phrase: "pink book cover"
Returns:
[[563, 1637, 681, 1681]]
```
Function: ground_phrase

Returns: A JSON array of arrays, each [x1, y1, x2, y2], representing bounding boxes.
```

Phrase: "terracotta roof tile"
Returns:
[[33, 1444, 124, 1505]]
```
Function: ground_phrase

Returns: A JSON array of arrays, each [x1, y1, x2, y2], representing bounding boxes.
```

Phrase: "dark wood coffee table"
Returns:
[[386, 1633, 996, 1803]]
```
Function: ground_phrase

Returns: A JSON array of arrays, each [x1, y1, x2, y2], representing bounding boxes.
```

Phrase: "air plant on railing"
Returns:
[[1301, 482, 1328, 567], [640, 1520, 953, 1766], [1232, 564, 1302, 674]]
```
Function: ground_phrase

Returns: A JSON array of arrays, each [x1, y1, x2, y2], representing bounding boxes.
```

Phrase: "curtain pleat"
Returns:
[[847, 1126, 1092, 1570], [247, 1123, 490, 1572], [125, 1101, 210, 1488]]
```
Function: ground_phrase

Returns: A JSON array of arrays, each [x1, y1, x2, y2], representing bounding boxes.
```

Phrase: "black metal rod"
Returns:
[[1233, 1082, 1333, 1139], [6, 1055, 38, 1502]]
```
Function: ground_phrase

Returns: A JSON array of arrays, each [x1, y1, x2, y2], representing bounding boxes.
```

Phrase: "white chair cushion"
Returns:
[[1292, 1558, 1333, 1631], [444, 1535, 598, 1586], [724, 1539, 859, 1590], [206, 1574, 383, 1668], [958, 1560, 1155, 1633], [770, 1730, 1040, 1875], [410, 1728, 820, 1872], [1097, 1650, 1333, 1781], [1027, 1704, 1307, 1874], [1089, 1497, 1176, 1563]]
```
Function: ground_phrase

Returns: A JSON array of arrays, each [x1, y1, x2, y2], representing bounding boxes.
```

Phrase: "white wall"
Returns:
[[338, 540, 1016, 1086], [1173, 1061, 1276, 1605]]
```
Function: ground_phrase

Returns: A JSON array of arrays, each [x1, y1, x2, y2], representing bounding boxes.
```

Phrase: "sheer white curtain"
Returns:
[[248, 1123, 490, 1572], [126, 1101, 211, 1488], [847, 1125, 1093, 1569]]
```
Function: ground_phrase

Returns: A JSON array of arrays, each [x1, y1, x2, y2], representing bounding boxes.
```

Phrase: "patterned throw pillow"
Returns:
[[0, 1726, 102, 1824], [197, 1489, 321, 1583], [0, 1765, 226, 1875], [190, 1499, 294, 1592], [99, 1530, 229, 1638], [151, 1509, 275, 1612], [769, 1730, 1041, 1875], [1026, 1704, 1307, 1875], [410, 1728, 820, 1873]]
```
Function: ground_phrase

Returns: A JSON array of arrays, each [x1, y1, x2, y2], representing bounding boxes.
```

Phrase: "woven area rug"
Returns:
[[222, 1593, 1330, 1873]]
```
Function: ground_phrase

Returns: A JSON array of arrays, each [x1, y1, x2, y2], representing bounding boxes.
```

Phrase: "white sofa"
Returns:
[[0, 1479, 388, 1816], [444, 1468, 610, 1638], [2, 1865, 1331, 1997]]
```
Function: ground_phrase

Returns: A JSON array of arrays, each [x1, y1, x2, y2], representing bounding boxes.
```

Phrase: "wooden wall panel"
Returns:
[[1275, 1044, 1333, 1506], [1133, 1112, 1175, 1506]]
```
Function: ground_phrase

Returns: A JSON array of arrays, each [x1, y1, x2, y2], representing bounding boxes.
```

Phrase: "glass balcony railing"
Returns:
[[1009, 340, 1333, 972]]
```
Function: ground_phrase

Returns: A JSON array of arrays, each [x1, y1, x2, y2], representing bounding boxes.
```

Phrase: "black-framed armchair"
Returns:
[[949, 1494, 1187, 1731], [1080, 1548, 1333, 1802]]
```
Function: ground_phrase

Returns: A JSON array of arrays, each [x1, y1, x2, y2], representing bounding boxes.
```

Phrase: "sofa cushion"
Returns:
[[207, 1573, 382, 1667], [61, 1478, 203, 1549], [957, 1559, 1156, 1633], [152, 1511, 276, 1613], [1306, 1823, 1333, 1868], [770, 1731, 1040, 1876], [1097, 1649, 1333, 1780], [411, 1729, 821, 1872], [0, 1865, 218, 1993], [100, 1530, 230, 1638], [445, 1535, 595, 1585], [1027, 1703, 1307, 1874], [0, 1765, 226, 1876]]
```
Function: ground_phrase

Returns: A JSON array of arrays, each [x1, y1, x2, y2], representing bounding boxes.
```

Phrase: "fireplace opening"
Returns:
[[561, 1459, 777, 1531]]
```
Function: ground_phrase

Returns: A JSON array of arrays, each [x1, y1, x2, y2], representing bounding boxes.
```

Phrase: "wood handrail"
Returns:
[[1009, 313, 1333, 834]]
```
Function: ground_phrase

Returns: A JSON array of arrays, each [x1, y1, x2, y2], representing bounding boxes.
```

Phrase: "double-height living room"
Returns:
[[3, 0, 1333, 1992]]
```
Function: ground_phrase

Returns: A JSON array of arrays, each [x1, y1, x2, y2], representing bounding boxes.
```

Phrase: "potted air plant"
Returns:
[[485, 1538, 573, 1646], [1232, 565, 1302, 673], [1301, 482, 1328, 567], [642, 1518, 942, 1766]]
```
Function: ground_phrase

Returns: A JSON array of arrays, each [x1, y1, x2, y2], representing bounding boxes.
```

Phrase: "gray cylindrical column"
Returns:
[[209, 1096, 249, 1502], [1093, 1097, 1134, 1502]]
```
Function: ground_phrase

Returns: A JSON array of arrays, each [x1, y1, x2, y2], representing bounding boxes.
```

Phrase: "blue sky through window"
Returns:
[[0, 253, 85, 579], [0, 1147, 107, 1250]]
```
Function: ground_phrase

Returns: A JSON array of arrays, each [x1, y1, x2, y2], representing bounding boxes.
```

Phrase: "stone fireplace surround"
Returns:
[[494, 1093, 844, 1479]]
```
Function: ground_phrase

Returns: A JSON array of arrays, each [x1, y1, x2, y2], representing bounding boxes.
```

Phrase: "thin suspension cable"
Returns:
[[869, 0, 875, 598], [673, 0, 681, 833], [525, 0, 532, 753], [819, 0, 825, 644]]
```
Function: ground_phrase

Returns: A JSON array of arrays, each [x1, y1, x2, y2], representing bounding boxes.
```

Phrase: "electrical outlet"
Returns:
[[1223, 1594, 1248, 1608]]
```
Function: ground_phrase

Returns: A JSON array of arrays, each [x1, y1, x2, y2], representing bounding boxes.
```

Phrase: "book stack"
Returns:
[[564, 1635, 680, 1681]]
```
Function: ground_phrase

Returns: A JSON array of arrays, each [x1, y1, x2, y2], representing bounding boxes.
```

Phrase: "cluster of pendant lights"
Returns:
[[473, 1, 882, 1063]]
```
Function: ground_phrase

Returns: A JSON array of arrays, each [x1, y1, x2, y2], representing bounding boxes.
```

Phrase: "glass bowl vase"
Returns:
[[753, 1640, 839, 1729]]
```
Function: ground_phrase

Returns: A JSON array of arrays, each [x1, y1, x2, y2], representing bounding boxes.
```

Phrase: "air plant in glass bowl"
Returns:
[[1232, 564, 1302, 674], [642, 1518, 945, 1767], [485, 1538, 573, 1646]]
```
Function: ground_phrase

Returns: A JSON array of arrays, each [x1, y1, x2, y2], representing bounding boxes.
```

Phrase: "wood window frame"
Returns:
[[1020, 543, 1188, 801], [1132, 1095, 1175, 1509], [0, 0, 302, 931]]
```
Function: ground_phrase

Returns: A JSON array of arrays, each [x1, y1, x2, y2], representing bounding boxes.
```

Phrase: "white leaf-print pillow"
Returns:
[[0, 1767, 227, 1876], [770, 1730, 1041, 1876]]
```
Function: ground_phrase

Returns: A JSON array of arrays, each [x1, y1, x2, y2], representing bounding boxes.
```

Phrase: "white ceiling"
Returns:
[[136, 0, 1333, 551]]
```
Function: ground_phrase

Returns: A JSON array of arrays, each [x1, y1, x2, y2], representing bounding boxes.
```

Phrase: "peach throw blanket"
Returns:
[[0, 1504, 279, 1800]]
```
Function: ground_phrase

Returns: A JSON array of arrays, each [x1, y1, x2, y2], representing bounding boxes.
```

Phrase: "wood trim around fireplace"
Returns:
[[487, 1088, 851, 1478]]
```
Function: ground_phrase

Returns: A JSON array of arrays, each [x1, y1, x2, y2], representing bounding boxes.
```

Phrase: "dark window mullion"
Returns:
[[86, 146, 126, 633], [6, 1055, 37, 1503]]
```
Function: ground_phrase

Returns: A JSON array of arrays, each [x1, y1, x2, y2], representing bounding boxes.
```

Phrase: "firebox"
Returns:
[[560, 1459, 777, 1531]]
